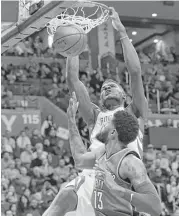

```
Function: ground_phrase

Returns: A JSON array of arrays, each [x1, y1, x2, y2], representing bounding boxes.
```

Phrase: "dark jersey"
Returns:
[[91, 148, 139, 216]]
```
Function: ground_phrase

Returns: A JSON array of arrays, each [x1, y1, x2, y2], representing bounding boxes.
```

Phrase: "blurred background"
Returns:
[[1, 1, 179, 216]]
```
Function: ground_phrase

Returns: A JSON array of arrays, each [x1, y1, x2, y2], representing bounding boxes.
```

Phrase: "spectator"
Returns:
[[144, 144, 156, 166], [1, 152, 13, 169], [152, 168, 163, 184], [19, 167, 31, 187], [38, 157, 53, 177], [53, 139, 65, 157], [41, 115, 54, 137], [2, 130, 15, 153], [54, 159, 70, 181], [3, 161, 20, 180], [20, 144, 33, 166], [5, 210, 13, 216], [10, 204, 17, 216], [43, 138, 54, 154], [41, 181, 58, 207], [166, 175, 178, 204], [16, 131, 31, 150], [161, 145, 172, 161], [30, 169, 44, 194], [162, 118, 174, 128], [24, 126, 31, 138], [47, 153, 59, 168], [48, 127, 59, 147], [26, 199, 41, 216], [30, 147, 45, 168], [171, 153, 179, 172], [15, 158, 22, 170], [17, 195, 29, 215], [30, 129, 43, 147]]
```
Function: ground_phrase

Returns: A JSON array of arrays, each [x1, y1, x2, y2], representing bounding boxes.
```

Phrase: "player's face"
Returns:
[[96, 121, 115, 144], [100, 82, 124, 106]]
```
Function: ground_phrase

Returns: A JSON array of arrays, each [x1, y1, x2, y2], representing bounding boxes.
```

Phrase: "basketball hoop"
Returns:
[[46, 1, 110, 37]]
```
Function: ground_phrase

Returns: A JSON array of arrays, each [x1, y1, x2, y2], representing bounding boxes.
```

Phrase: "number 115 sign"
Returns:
[[1, 109, 41, 135]]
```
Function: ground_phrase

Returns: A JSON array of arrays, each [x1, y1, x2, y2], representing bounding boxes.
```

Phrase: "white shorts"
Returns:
[[65, 169, 96, 216]]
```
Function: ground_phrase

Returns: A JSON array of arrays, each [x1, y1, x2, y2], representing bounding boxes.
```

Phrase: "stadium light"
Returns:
[[154, 39, 159, 43], [152, 13, 157, 17], [132, 31, 137, 36]]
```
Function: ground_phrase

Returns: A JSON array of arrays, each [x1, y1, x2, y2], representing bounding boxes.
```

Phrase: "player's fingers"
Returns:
[[72, 91, 77, 102], [76, 101, 79, 109], [109, 7, 115, 17], [69, 98, 73, 107]]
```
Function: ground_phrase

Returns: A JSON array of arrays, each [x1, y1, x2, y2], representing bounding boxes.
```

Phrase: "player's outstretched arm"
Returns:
[[120, 154, 162, 216], [67, 92, 96, 169], [110, 8, 148, 119], [66, 56, 98, 126]]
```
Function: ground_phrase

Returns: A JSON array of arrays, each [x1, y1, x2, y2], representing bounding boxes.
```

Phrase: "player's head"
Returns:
[[96, 110, 139, 146], [100, 79, 126, 109]]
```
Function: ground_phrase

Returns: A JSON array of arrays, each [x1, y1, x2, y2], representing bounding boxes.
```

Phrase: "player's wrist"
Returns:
[[68, 116, 76, 123], [123, 189, 134, 204], [117, 30, 127, 39]]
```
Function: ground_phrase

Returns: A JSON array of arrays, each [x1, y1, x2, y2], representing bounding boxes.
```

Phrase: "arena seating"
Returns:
[[1, 35, 179, 216]]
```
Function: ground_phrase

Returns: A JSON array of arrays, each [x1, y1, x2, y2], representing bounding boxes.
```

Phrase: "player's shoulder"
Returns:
[[87, 103, 100, 128], [91, 102, 100, 111], [91, 103, 100, 117], [120, 153, 146, 180]]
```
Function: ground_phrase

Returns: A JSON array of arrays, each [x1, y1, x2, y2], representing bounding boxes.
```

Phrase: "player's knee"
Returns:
[[42, 187, 77, 216], [62, 187, 78, 209], [57, 187, 78, 213]]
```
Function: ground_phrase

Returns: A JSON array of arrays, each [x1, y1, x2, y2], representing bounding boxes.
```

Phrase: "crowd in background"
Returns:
[[144, 144, 179, 216], [1, 124, 179, 216], [2, 36, 179, 114], [1, 115, 79, 216], [1, 35, 179, 216]]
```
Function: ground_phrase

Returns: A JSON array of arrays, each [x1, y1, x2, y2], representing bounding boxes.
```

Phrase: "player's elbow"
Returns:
[[74, 161, 83, 170]]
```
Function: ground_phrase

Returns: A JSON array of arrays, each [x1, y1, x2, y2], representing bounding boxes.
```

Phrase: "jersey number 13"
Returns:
[[94, 190, 103, 210]]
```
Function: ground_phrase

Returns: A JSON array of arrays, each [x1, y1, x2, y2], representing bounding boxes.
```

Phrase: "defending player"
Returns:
[[67, 93, 162, 216], [43, 7, 147, 216]]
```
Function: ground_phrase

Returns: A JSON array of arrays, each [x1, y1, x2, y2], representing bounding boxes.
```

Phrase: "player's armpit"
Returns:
[[66, 56, 97, 126], [120, 154, 162, 216], [76, 152, 96, 169]]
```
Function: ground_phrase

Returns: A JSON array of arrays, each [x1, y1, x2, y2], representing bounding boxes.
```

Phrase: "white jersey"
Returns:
[[90, 106, 143, 159]]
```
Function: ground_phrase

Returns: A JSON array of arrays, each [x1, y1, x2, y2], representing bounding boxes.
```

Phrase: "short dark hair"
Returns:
[[113, 110, 139, 145]]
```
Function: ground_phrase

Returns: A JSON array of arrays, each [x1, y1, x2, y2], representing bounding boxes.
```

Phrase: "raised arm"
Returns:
[[120, 154, 162, 216], [67, 92, 96, 169], [110, 8, 148, 119], [66, 56, 98, 126]]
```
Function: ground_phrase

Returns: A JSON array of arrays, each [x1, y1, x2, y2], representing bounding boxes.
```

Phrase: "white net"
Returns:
[[46, 1, 110, 36]]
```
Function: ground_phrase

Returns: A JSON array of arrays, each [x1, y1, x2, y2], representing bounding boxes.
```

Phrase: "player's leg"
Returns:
[[43, 176, 85, 216], [42, 186, 77, 216]]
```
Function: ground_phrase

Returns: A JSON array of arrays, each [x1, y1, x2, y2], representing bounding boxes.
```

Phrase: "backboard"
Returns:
[[1, 0, 83, 54]]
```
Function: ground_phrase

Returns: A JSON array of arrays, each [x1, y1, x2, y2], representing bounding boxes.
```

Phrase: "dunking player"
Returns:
[[67, 92, 162, 216], [43, 7, 148, 216]]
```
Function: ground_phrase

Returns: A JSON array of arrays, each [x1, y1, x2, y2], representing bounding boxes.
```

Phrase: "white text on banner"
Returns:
[[98, 19, 115, 57]]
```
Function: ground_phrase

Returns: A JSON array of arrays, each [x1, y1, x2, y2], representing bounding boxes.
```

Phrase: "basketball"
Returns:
[[53, 24, 87, 57]]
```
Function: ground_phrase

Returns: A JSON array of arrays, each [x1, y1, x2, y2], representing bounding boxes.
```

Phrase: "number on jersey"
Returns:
[[94, 190, 103, 210]]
